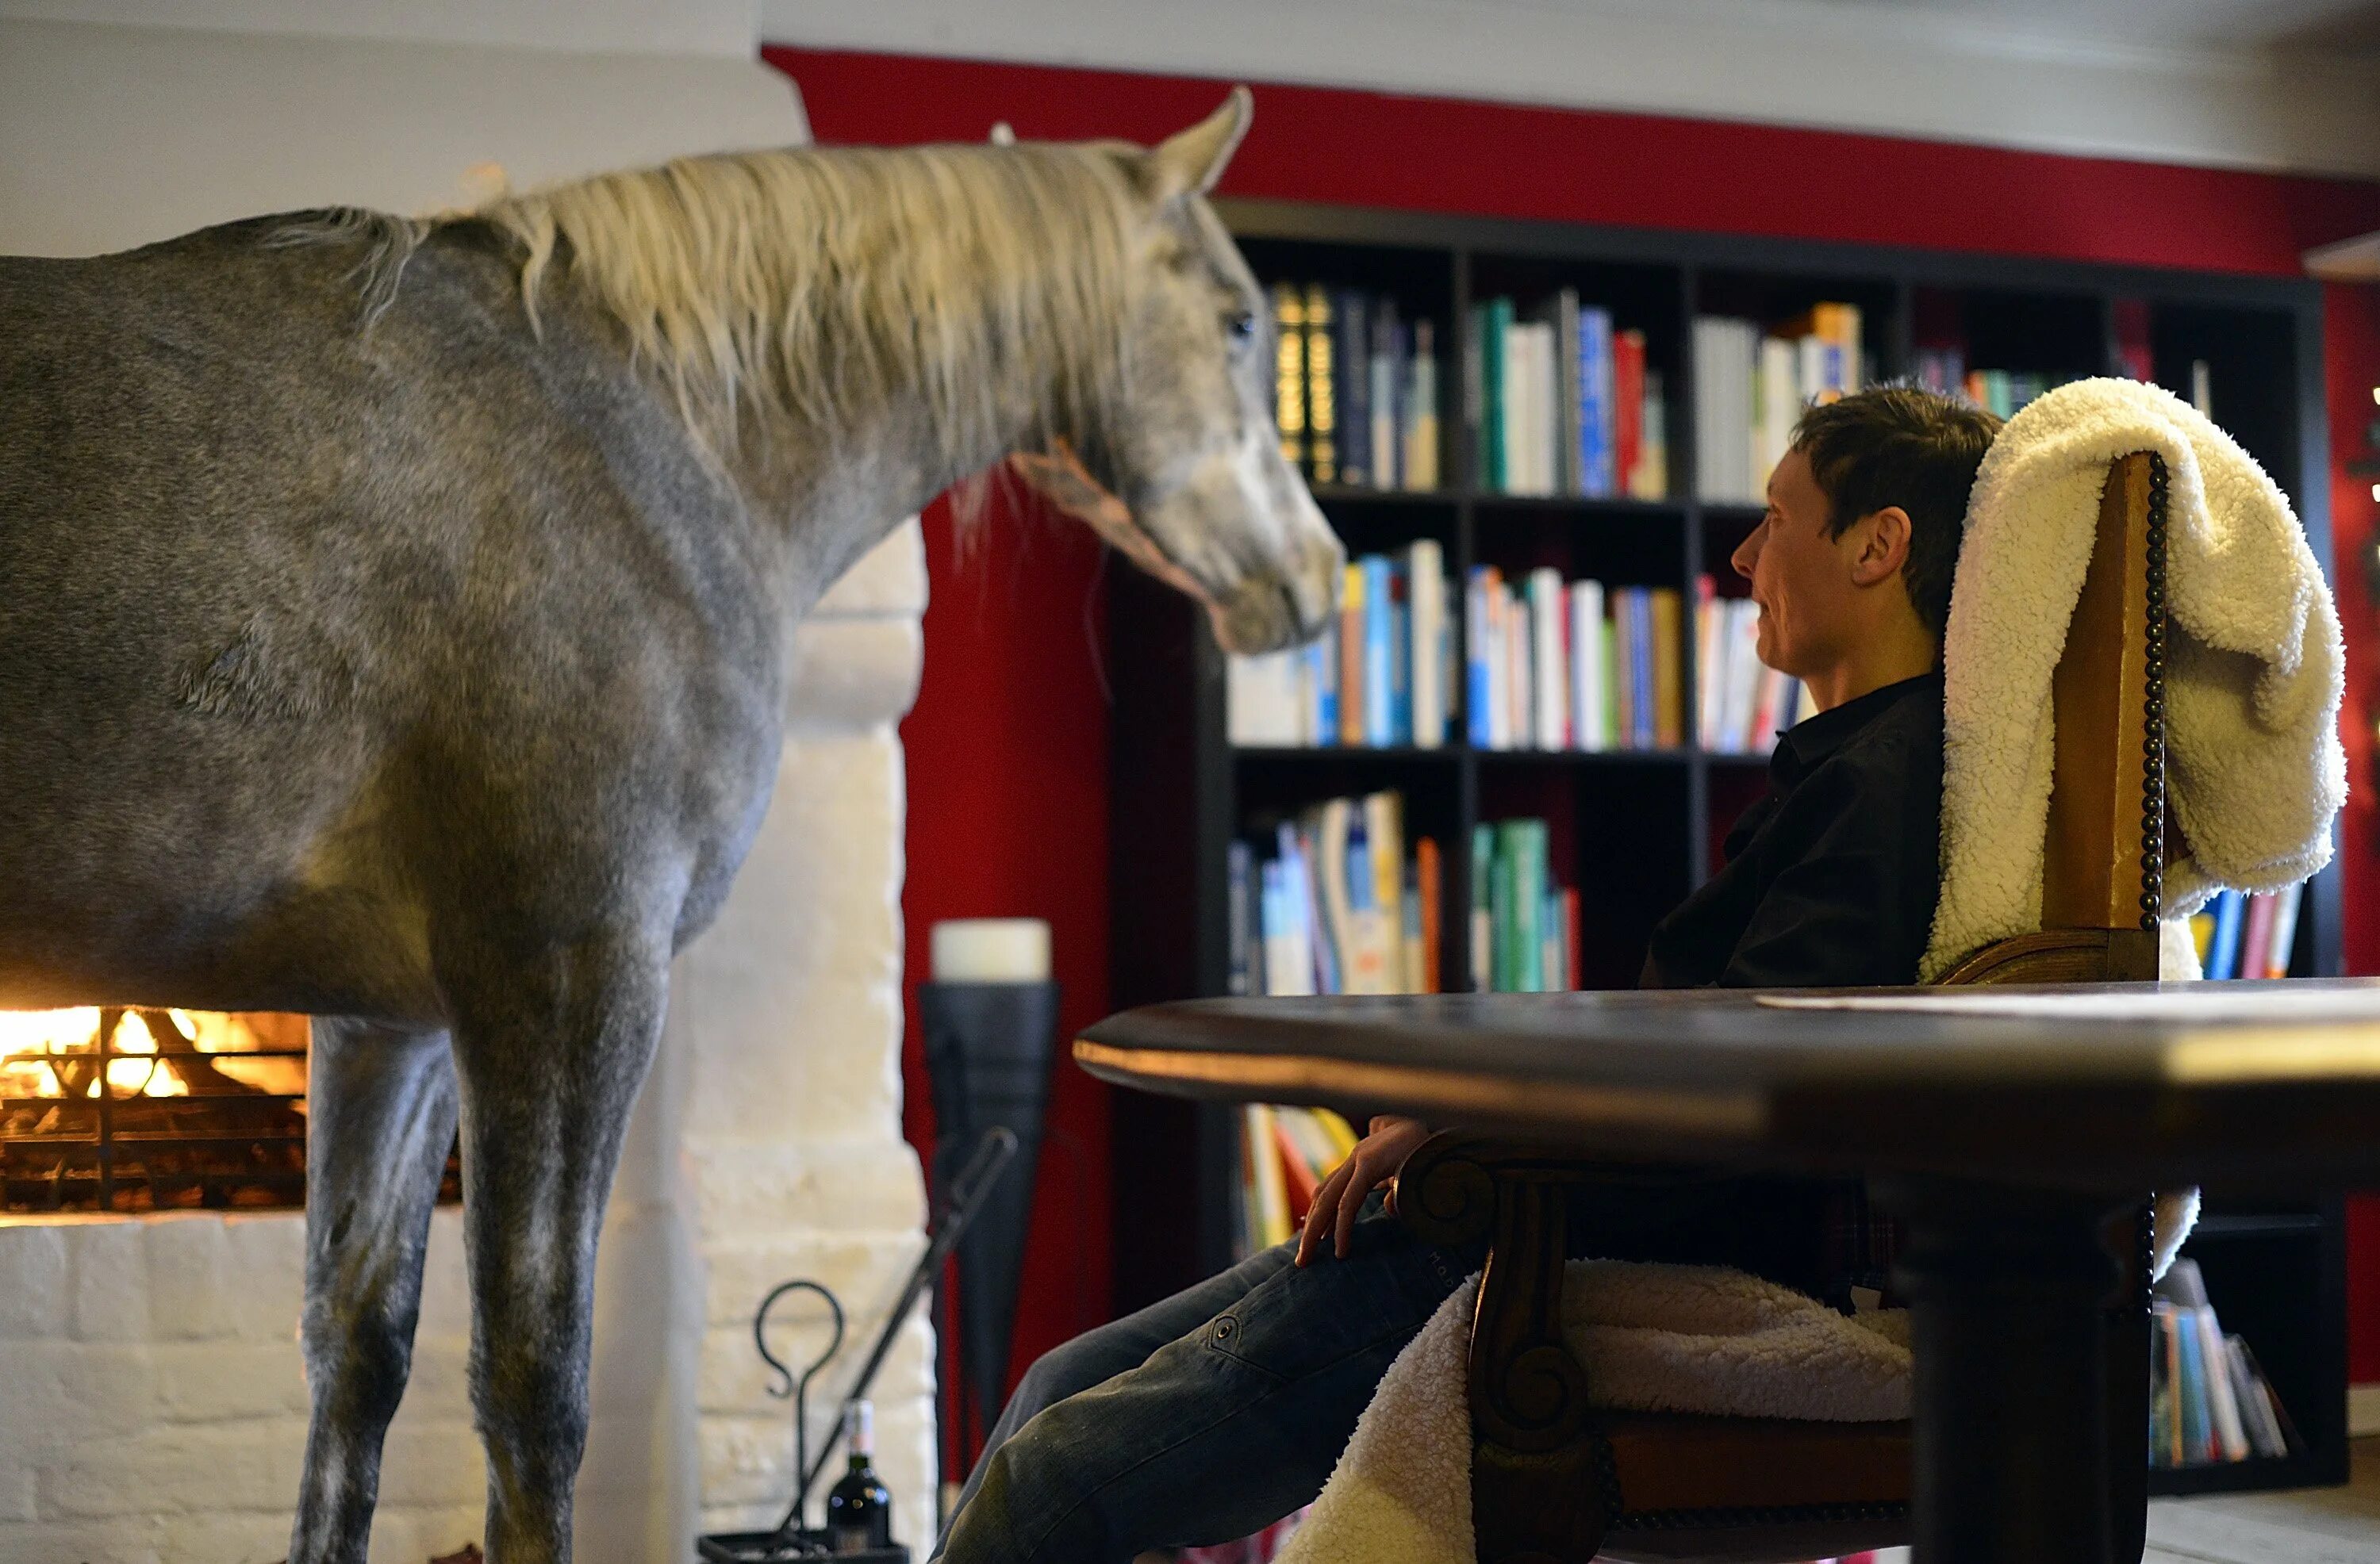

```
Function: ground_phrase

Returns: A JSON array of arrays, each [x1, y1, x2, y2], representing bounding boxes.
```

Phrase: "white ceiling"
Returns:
[[762, 0, 2380, 179]]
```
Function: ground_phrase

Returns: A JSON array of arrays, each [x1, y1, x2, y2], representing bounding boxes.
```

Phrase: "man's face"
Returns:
[[1729, 447, 1860, 679]]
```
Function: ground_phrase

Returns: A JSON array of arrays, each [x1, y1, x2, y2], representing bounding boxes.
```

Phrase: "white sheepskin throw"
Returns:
[[1921, 377, 2345, 982], [1276, 1262, 1912, 1564]]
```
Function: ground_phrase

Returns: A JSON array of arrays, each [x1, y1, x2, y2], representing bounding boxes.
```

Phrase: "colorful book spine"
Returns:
[[1614, 328, 1646, 496], [1407, 320, 1440, 490], [1650, 587, 1683, 749], [2263, 880, 2303, 979], [1371, 307, 1402, 492], [1361, 556, 1395, 747], [1484, 297, 1514, 493], [2239, 891, 2278, 983], [1303, 282, 1337, 484], [1271, 282, 1306, 470], [1338, 288, 1371, 487], [1580, 306, 1615, 496], [1416, 836, 1442, 994], [2204, 889, 2246, 979], [1470, 822, 1494, 991]]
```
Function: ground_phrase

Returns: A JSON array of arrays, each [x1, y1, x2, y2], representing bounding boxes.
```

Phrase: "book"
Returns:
[[1271, 1111, 1320, 1225], [1338, 563, 1366, 747], [1415, 836, 1442, 993], [1650, 587, 1683, 749], [2204, 889, 2246, 980], [1570, 580, 1607, 753], [1361, 556, 1395, 748], [2263, 880, 2303, 979], [1545, 289, 1583, 496], [1484, 297, 1514, 493], [1633, 370, 1669, 500], [1303, 283, 1336, 484], [1338, 288, 1372, 487], [1470, 822, 1494, 991], [2193, 1303, 2250, 1461], [2239, 891, 2278, 983], [1614, 328, 1646, 496], [1365, 791, 1406, 956], [1529, 567, 1568, 750], [1465, 568, 1497, 748], [1580, 304, 1615, 496], [1270, 282, 1306, 470], [1410, 539, 1446, 747], [1245, 1104, 1292, 1249], [1406, 320, 1440, 490], [1227, 840, 1255, 996], [1369, 305, 1401, 491]]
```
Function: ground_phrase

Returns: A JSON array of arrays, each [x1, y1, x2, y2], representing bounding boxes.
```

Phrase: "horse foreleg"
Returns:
[[448, 932, 670, 1564], [290, 1018, 460, 1564]]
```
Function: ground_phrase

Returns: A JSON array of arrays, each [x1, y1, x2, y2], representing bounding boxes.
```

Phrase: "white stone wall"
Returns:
[[0, 521, 935, 1563]]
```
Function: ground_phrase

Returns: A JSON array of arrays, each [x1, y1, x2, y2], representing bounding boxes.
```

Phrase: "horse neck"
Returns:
[[732, 190, 1107, 600]]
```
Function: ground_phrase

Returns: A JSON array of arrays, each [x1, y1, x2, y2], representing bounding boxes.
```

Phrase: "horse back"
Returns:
[[0, 217, 785, 1019]]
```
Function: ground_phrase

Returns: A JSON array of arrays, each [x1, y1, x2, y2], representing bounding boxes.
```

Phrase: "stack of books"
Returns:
[[1464, 568, 1683, 752], [1226, 542, 1456, 748], [1691, 305, 1864, 503], [1227, 794, 1444, 999], [1469, 818, 1580, 993], [1270, 281, 1442, 491], [2151, 1259, 2300, 1467], [1234, 1102, 1362, 1256], [1695, 578, 1808, 755], [2190, 884, 2305, 980], [1464, 291, 1668, 499], [1909, 348, 2063, 420]]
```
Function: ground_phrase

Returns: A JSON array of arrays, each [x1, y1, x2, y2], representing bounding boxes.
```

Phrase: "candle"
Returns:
[[931, 918, 1052, 983]]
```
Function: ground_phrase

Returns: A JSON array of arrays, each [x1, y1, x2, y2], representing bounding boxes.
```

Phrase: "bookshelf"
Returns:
[[1106, 197, 2348, 1496]]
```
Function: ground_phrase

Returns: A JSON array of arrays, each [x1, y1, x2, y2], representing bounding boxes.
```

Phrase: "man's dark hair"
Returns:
[[1791, 385, 2002, 635]]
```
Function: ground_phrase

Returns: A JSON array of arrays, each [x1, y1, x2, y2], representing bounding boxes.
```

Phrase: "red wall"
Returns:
[[2324, 281, 2380, 1381], [761, 44, 2380, 1415]]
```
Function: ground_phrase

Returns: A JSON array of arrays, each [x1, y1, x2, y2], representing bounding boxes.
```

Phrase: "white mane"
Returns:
[[344, 141, 1145, 476]]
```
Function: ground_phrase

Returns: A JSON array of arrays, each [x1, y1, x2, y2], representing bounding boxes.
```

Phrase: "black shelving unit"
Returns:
[[1106, 197, 2350, 1496]]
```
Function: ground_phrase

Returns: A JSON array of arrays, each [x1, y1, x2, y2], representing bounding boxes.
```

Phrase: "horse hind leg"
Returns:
[[289, 1018, 461, 1564], [447, 929, 670, 1564]]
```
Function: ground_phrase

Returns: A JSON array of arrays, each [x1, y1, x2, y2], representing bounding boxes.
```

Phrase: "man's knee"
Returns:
[[1005, 1323, 1134, 1428]]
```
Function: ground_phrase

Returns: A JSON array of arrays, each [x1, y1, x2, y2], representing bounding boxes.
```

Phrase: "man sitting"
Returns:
[[933, 385, 2003, 1564]]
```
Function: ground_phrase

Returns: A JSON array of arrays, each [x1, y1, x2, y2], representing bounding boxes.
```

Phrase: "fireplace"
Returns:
[[0, 1008, 324, 1214]]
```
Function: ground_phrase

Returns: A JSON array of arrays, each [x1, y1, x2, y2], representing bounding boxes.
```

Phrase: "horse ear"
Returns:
[[1144, 87, 1252, 204]]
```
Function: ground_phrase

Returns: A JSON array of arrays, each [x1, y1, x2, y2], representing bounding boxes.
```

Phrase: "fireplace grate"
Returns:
[[0, 1007, 310, 1214]]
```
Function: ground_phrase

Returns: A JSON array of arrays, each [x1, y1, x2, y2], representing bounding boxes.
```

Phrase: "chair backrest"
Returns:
[[1939, 451, 2167, 986]]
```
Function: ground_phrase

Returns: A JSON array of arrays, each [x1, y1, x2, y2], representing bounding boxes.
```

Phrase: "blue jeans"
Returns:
[[932, 1198, 1468, 1564]]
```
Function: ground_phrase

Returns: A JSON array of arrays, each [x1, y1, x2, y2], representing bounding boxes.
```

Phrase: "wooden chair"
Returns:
[[1401, 453, 2172, 1563]]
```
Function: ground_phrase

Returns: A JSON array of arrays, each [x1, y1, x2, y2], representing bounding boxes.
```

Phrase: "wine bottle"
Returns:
[[826, 1399, 893, 1554]]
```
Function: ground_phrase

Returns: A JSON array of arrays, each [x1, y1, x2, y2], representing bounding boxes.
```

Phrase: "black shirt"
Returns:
[[1641, 671, 1944, 989]]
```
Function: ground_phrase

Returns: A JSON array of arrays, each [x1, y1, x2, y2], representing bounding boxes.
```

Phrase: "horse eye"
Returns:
[[1226, 309, 1257, 345]]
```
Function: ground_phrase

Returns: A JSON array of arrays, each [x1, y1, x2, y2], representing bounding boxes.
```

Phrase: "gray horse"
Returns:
[[0, 90, 1339, 1562]]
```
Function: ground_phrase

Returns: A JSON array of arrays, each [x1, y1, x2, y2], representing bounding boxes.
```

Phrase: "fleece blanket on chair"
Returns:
[[1275, 1262, 1913, 1564], [1921, 376, 2344, 978], [1276, 380, 2344, 1564]]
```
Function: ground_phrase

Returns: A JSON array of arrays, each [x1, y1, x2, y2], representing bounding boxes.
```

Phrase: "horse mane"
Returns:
[[311, 141, 1143, 482]]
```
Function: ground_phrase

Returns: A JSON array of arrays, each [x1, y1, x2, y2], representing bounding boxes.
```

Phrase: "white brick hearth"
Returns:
[[0, 523, 937, 1563]]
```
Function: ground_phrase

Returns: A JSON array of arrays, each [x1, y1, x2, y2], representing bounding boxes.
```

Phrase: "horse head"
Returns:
[[1009, 90, 1343, 657]]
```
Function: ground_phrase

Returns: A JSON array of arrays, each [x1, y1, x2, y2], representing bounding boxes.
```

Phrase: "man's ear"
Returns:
[[1849, 506, 1913, 588], [1142, 87, 1253, 205]]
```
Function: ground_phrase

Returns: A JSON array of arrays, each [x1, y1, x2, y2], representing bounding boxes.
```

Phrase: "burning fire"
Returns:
[[0, 1009, 305, 1103]]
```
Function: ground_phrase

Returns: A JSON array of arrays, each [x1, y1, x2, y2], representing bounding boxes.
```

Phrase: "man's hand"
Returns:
[[1295, 1115, 1433, 1266]]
